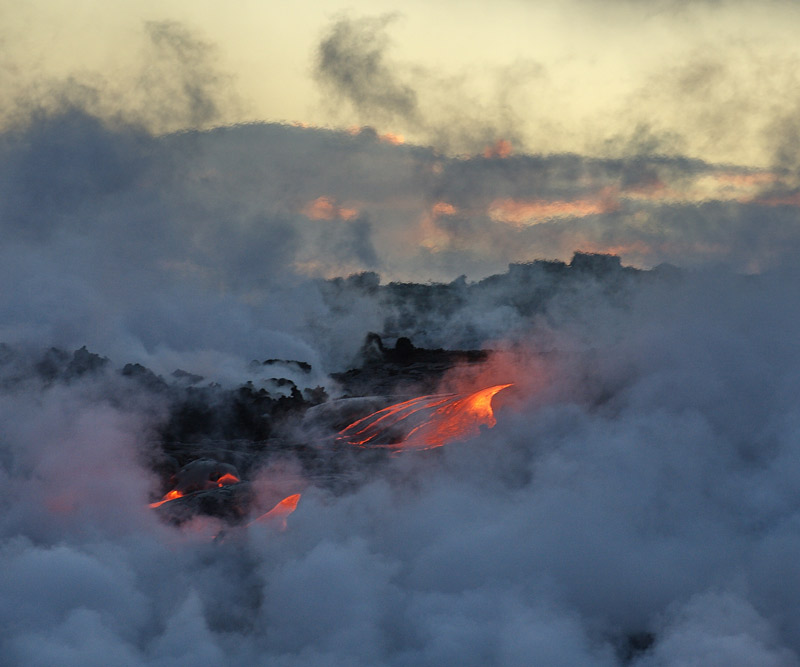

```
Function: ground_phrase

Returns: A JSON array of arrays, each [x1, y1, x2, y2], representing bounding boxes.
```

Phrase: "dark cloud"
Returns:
[[315, 14, 419, 126], [0, 111, 389, 368], [4, 102, 798, 363], [313, 14, 540, 154]]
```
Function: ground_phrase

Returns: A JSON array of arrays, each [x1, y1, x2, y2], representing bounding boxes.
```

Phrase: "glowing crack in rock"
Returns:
[[337, 384, 513, 451]]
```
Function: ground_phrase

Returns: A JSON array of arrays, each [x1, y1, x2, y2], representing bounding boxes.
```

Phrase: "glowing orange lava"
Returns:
[[216, 473, 240, 487], [337, 384, 513, 451], [149, 489, 184, 508], [249, 493, 302, 530]]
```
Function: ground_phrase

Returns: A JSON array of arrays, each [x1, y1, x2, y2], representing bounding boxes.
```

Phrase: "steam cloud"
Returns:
[[4, 17, 800, 667]]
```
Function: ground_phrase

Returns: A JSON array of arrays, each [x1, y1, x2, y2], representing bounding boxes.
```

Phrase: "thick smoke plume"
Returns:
[[4, 249, 800, 665], [4, 25, 800, 664]]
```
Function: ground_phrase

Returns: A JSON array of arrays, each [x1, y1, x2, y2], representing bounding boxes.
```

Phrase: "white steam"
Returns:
[[2, 88, 800, 665]]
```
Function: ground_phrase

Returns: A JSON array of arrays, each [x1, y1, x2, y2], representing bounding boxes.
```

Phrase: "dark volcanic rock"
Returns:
[[159, 383, 312, 446], [302, 396, 395, 434], [35, 347, 70, 380], [569, 250, 622, 275], [331, 334, 488, 396], [66, 345, 109, 377], [320, 251, 651, 348], [34, 346, 110, 382], [261, 359, 312, 374], [172, 368, 205, 385], [122, 363, 169, 392], [153, 482, 255, 524]]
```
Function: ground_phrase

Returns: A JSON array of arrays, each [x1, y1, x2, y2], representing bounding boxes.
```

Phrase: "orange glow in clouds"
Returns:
[[757, 191, 800, 208], [302, 196, 359, 221], [489, 194, 615, 226], [621, 170, 782, 205], [419, 201, 459, 251], [483, 139, 513, 159], [379, 132, 405, 145], [431, 201, 457, 216], [346, 127, 405, 144]]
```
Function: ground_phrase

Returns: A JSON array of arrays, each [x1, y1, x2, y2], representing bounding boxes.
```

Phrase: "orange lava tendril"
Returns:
[[148, 489, 184, 508], [338, 383, 513, 450], [216, 473, 240, 487], [248, 493, 302, 531]]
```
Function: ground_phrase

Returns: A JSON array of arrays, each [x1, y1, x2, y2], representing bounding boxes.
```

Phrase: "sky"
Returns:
[[4, 0, 800, 281], [7, 0, 800, 166]]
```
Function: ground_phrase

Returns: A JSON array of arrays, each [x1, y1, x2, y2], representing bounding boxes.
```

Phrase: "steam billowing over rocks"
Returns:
[[6, 253, 625, 521], [4, 100, 800, 663], [5, 249, 800, 664]]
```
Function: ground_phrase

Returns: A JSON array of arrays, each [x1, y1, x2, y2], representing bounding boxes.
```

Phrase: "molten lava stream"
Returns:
[[216, 473, 240, 487], [341, 394, 454, 446], [248, 493, 301, 531], [148, 489, 184, 508], [337, 383, 513, 450]]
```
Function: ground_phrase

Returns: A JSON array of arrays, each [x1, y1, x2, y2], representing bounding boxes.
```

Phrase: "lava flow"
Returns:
[[148, 489, 184, 508], [216, 473, 240, 487], [337, 383, 513, 450], [248, 493, 302, 531]]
